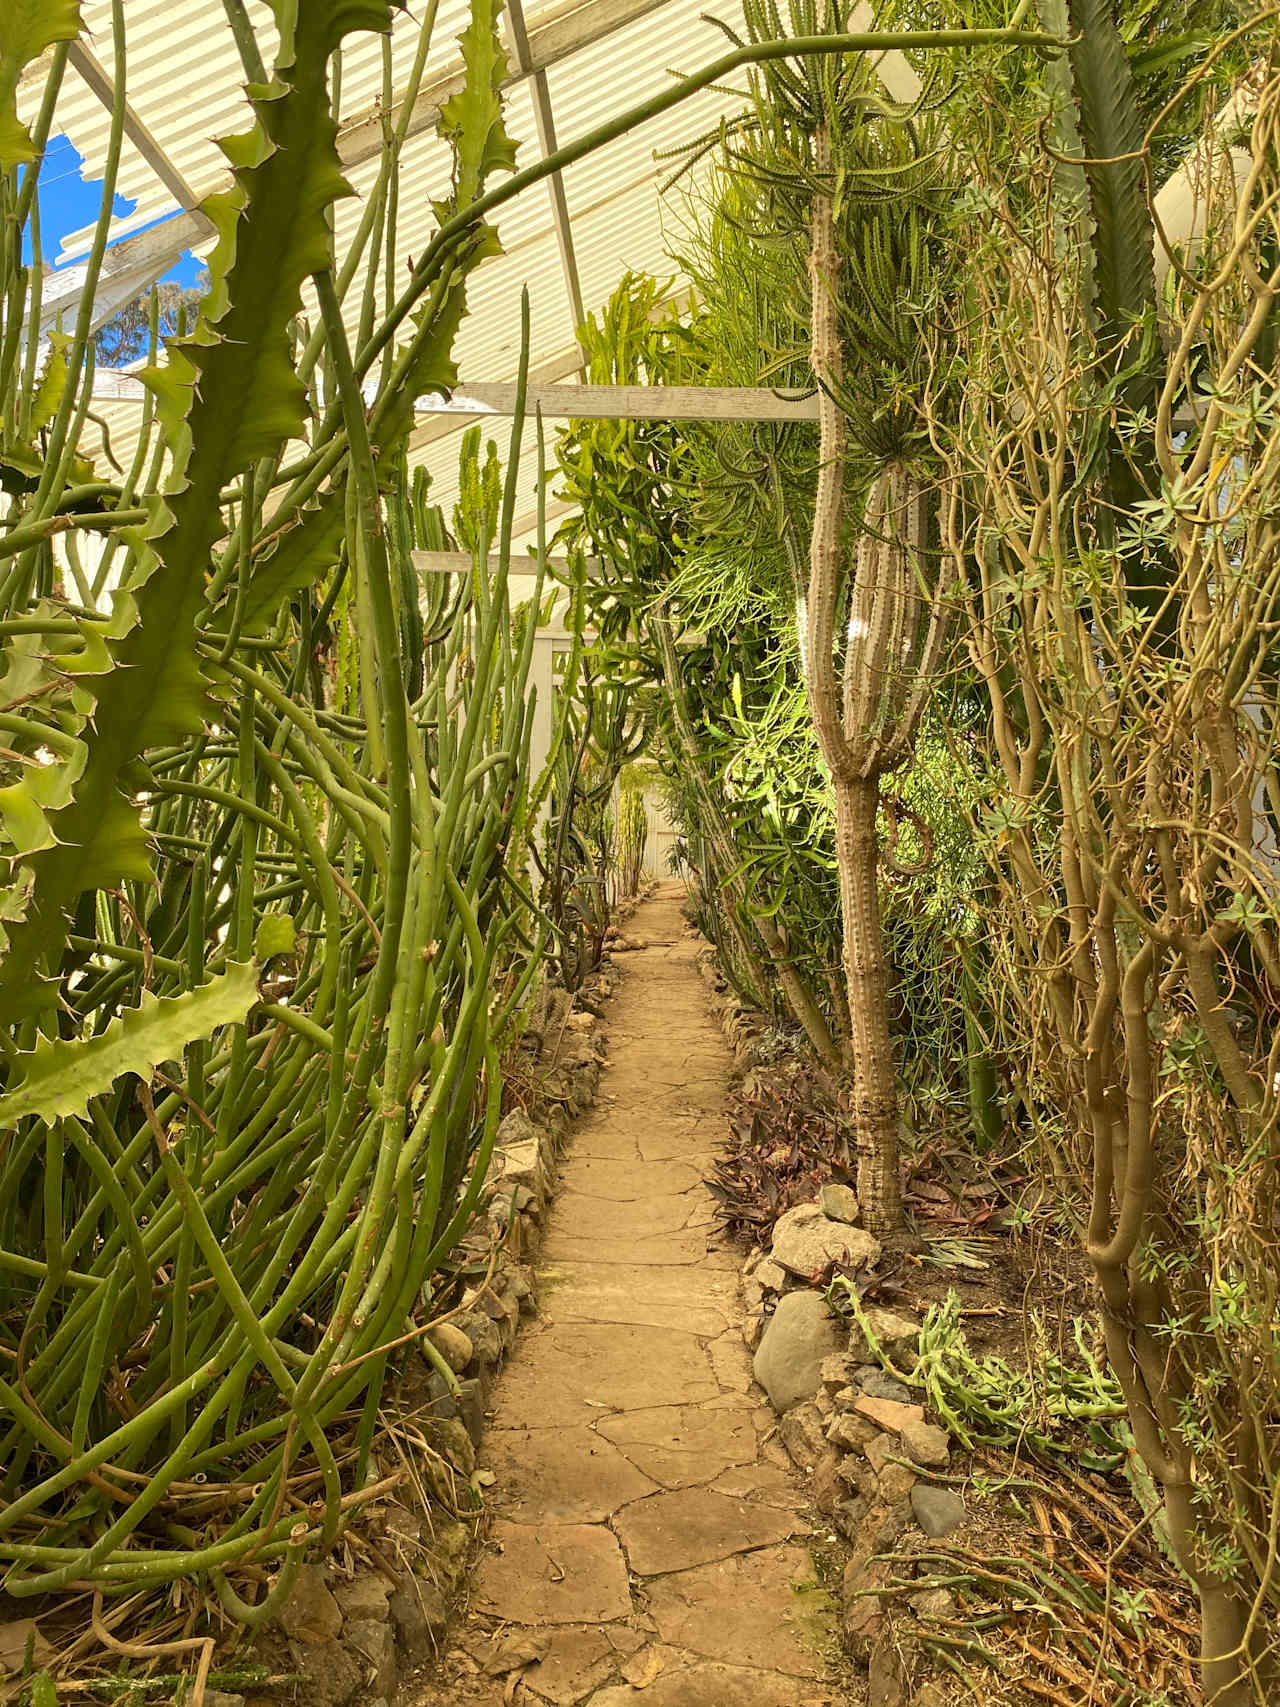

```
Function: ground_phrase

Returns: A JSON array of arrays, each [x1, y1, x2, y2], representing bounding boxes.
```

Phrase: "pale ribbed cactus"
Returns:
[[804, 128, 948, 1232]]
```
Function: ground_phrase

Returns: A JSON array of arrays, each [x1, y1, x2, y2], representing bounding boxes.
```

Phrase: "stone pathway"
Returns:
[[425, 885, 837, 1707]]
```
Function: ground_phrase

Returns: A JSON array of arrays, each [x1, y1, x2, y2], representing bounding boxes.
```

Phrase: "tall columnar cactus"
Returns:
[[805, 127, 947, 1229]]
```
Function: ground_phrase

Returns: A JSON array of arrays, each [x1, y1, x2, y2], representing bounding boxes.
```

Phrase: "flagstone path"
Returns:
[[418, 884, 838, 1707]]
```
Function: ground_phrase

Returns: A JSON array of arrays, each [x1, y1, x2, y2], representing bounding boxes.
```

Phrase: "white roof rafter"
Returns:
[[506, 0, 587, 358], [66, 40, 207, 218]]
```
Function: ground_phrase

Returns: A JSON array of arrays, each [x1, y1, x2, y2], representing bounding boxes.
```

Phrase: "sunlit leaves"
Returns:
[[0, 0, 81, 169]]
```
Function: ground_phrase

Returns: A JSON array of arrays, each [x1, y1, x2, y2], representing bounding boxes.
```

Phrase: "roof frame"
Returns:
[[66, 39, 208, 218], [505, 0, 587, 357], [416, 382, 820, 421], [39, 0, 679, 334]]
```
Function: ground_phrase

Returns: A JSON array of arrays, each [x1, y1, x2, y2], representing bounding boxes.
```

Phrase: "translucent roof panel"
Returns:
[[24, 1, 906, 547]]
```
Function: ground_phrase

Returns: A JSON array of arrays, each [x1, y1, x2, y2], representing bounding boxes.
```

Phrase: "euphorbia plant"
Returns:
[[712, 0, 954, 1231]]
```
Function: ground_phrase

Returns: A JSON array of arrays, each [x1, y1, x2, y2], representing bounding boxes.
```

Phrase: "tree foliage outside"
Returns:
[[93, 276, 208, 366]]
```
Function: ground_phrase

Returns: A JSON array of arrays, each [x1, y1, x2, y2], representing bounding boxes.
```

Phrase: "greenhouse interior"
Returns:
[[0, 0, 1277, 1703]]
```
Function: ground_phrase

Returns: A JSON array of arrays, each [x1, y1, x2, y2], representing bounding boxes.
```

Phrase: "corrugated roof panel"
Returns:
[[30, 0, 780, 539]]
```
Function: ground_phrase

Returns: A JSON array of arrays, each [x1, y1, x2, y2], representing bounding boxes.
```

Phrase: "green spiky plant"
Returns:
[[616, 763, 650, 899], [0, 0, 564, 1626]]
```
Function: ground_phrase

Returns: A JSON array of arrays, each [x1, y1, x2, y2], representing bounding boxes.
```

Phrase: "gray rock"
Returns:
[[819, 1353, 851, 1393], [909, 1686, 950, 1707], [431, 1416, 476, 1477], [848, 1307, 922, 1365], [910, 1484, 966, 1538], [859, 1368, 913, 1404], [754, 1256, 787, 1291], [452, 1308, 502, 1367], [819, 1183, 860, 1224], [492, 1112, 549, 1200], [908, 1587, 956, 1620], [276, 1565, 342, 1644], [333, 1572, 391, 1622], [832, 1496, 871, 1544], [770, 1201, 880, 1278], [423, 1370, 458, 1421], [291, 1641, 363, 1707], [778, 1400, 830, 1469], [343, 1617, 396, 1697], [868, 1633, 910, 1707], [876, 1461, 918, 1504], [389, 1578, 449, 1661], [422, 1517, 471, 1594], [455, 1375, 487, 1446], [900, 1420, 951, 1469], [865, 1433, 895, 1475], [752, 1288, 844, 1413], [872, 1503, 910, 1551], [826, 1412, 877, 1452]]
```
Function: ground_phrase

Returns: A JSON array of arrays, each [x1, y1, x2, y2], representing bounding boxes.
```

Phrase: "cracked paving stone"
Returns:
[[482, 1427, 659, 1523], [518, 1624, 647, 1706], [596, 1405, 760, 1489], [473, 1521, 631, 1625], [544, 1267, 735, 1340], [545, 1191, 707, 1241], [644, 1546, 828, 1675], [613, 1487, 807, 1576], [585, 1660, 826, 1707], [563, 1156, 707, 1201], [494, 1323, 720, 1427]]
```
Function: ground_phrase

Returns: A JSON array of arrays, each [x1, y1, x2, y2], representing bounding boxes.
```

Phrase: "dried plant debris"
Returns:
[[707, 1062, 855, 1241], [881, 1451, 1199, 1705]]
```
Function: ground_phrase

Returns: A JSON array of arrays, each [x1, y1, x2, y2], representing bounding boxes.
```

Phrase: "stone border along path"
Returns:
[[424, 884, 841, 1707]]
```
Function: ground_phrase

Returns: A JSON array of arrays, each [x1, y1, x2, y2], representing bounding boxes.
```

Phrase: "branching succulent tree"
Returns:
[[716, 1, 954, 1230]]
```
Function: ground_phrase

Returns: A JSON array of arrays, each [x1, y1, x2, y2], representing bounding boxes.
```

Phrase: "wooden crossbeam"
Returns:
[[414, 383, 820, 422], [411, 548, 600, 578], [88, 373, 820, 424]]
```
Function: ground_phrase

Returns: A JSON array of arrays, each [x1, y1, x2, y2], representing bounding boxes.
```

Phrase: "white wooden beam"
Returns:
[[412, 548, 600, 578], [67, 41, 208, 217], [88, 371, 819, 425], [414, 383, 820, 422], [405, 284, 694, 459], [506, 0, 587, 353]]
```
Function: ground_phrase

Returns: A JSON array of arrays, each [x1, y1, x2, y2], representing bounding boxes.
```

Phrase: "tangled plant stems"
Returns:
[[926, 6, 1280, 1698]]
